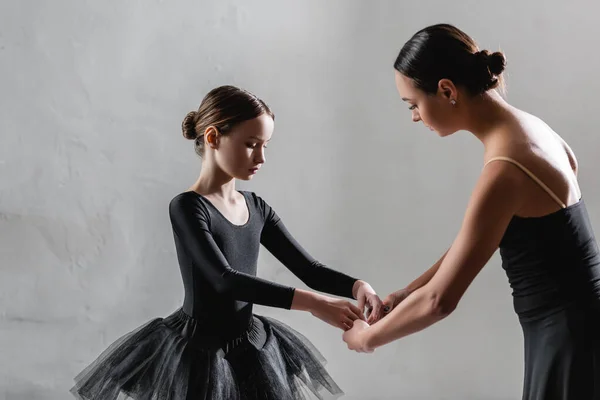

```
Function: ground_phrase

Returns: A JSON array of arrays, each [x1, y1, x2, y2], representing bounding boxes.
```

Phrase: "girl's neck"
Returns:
[[190, 162, 237, 200]]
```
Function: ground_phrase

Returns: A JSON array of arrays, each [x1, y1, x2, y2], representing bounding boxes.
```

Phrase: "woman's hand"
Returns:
[[382, 288, 410, 312], [342, 320, 373, 353]]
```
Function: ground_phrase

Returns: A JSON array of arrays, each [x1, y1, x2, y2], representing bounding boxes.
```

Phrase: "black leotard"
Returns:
[[168, 190, 358, 337]]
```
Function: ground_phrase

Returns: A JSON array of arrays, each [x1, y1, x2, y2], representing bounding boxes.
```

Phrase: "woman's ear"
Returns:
[[438, 79, 458, 105]]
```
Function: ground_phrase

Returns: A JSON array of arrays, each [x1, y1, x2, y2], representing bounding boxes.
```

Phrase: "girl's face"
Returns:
[[394, 70, 461, 137], [212, 113, 273, 180]]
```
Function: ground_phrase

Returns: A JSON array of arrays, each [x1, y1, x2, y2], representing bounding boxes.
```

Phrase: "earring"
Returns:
[[450, 99, 457, 106]]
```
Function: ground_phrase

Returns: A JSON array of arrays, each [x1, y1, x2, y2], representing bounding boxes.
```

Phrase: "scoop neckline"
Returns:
[[185, 190, 251, 228]]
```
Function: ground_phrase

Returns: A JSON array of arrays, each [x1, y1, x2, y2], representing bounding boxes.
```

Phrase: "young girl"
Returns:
[[343, 24, 600, 399], [71, 85, 385, 399]]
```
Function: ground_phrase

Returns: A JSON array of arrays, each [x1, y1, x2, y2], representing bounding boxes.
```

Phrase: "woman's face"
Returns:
[[394, 70, 461, 137]]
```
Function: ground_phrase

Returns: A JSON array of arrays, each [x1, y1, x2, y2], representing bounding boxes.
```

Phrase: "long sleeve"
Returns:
[[257, 196, 358, 299], [169, 195, 296, 309]]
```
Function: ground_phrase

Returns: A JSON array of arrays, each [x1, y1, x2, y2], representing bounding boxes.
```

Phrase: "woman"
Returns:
[[71, 85, 384, 399], [343, 24, 600, 399]]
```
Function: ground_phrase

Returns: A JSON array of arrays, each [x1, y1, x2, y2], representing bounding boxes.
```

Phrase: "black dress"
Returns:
[[489, 157, 600, 400], [71, 190, 359, 400]]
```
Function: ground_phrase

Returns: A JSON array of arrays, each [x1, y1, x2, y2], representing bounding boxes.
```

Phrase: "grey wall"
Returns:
[[2, 1, 599, 399]]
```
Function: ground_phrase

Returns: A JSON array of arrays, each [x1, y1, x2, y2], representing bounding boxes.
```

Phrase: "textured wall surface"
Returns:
[[2, 1, 600, 399]]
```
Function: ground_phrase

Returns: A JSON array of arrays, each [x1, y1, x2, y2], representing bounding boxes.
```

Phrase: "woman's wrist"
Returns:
[[362, 328, 376, 351], [399, 286, 413, 298]]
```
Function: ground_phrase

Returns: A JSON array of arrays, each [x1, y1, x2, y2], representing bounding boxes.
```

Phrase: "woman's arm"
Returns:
[[406, 249, 449, 294], [344, 162, 524, 351], [383, 248, 450, 310]]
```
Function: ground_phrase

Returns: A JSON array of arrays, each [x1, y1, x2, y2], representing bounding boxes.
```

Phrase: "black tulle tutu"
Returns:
[[70, 308, 343, 400]]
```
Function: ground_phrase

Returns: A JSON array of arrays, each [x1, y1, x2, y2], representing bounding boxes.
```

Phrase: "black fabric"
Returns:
[[499, 200, 600, 399], [71, 190, 357, 399], [70, 309, 343, 400]]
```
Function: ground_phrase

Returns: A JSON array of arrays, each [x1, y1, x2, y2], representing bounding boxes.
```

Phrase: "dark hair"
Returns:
[[394, 24, 506, 96], [182, 85, 274, 157]]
